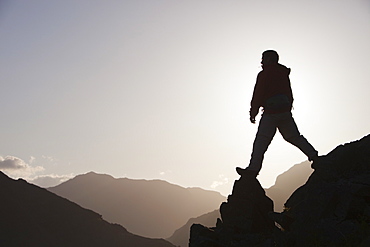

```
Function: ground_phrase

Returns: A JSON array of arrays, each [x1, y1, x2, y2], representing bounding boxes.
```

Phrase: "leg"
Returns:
[[248, 114, 277, 173], [278, 112, 318, 160]]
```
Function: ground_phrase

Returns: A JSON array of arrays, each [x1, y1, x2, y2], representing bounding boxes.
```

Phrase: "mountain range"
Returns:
[[47, 162, 313, 247], [48, 172, 226, 238], [1, 151, 319, 246], [0, 171, 175, 247]]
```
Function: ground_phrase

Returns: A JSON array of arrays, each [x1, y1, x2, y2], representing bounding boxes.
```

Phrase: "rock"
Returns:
[[189, 174, 276, 246], [220, 175, 275, 234], [278, 134, 370, 246]]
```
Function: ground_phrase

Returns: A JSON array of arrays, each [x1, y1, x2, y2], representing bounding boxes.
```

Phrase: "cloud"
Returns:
[[29, 174, 73, 188], [0, 155, 72, 188], [0, 156, 44, 178], [29, 156, 36, 164], [41, 155, 55, 162], [211, 174, 229, 189], [159, 170, 172, 176], [0, 156, 28, 169]]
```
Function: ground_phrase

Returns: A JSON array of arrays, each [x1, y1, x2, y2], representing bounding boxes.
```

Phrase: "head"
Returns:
[[261, 50, 279, 66]]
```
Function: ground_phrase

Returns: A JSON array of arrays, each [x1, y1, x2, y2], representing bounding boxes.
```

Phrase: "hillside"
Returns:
[[48, 172, 225, 238], [0, 172, 175, 247]]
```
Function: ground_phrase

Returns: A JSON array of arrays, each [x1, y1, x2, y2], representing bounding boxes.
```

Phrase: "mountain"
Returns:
[[265, 161, 313, 212], [190, 134, 370, 246], [0, 171, 175, 247], [48, 172, 226, 238]]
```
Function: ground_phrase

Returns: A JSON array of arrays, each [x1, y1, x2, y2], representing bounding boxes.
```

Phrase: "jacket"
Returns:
[[250, 63, 294, 118]]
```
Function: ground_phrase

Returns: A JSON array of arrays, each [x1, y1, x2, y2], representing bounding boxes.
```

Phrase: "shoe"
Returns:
[[310, 155, 326, 169], [236, 167, 258, 177], [308, 154, 318, 162]]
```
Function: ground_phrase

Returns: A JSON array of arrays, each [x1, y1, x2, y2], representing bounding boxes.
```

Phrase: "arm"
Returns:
[[250, 73, 264, 123]]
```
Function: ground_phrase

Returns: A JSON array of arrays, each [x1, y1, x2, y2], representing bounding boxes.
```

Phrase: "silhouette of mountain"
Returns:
[[266, 161, 313, 212], [48, 172, 225, 238], [190, 134, 370, 246], [0, 172, 175, 247]]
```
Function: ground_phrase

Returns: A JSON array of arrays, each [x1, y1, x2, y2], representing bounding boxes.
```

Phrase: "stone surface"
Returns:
[[189, 174, 276, 247], [276, 134, 370, 246]]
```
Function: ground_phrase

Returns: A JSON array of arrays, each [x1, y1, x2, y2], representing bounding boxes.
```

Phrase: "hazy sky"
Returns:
[[1, 0, 369, 196]]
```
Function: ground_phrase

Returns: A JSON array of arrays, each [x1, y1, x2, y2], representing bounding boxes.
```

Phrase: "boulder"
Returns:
[[189, 174, 276, 246]]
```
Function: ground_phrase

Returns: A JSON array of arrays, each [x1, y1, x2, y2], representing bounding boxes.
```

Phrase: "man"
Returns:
[[236, 50, 318, 177]]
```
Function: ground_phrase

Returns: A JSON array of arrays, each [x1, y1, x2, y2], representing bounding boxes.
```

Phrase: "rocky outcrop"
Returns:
[[190, 134, 370, 246], [189, 173, 276, 246], [273, 134, 370, 246]]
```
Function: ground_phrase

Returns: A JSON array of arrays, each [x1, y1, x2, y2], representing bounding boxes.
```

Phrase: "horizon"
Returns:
[[1, 0, 370, 196], [0, 163, 309, 198]]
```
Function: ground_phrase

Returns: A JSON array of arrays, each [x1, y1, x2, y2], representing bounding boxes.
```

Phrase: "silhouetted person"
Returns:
[[236, 50, 318, 177]]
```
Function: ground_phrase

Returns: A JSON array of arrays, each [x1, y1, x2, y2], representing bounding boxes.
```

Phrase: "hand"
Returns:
[[249, 108, 258, 124]]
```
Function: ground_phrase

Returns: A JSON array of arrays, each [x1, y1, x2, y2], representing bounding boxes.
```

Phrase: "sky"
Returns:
[[1, 0, 369, 196]]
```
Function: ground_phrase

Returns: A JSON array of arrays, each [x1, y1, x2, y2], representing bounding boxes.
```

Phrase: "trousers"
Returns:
[[248, 112, 317, 173]]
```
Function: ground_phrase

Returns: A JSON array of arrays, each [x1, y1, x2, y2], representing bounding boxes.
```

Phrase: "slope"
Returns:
[[0, 172, 175, 247]]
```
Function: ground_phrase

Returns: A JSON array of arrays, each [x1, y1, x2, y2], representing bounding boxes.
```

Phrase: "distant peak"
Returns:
[[78, 171, 114, 179]]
